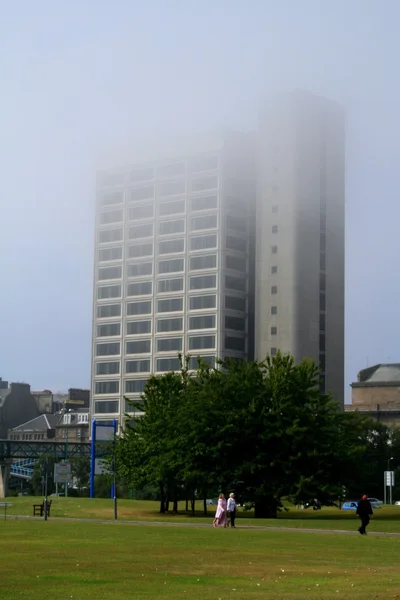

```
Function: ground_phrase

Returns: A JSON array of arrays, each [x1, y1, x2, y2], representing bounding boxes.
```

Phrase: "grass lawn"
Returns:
[[5, 496, 400, 532], [1, 519, 400, 599]]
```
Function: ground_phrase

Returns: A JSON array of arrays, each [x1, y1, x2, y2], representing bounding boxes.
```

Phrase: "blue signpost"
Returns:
[[90, 419, 118, 519]]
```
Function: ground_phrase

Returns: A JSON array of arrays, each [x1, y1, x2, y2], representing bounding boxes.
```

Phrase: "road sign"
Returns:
[[54, 461, 72, 483], [385, 470, 395, 486], [94, 458, 111, 475]]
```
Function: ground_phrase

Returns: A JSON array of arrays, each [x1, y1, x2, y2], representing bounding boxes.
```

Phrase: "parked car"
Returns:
[[206, 498, 218, 506], [342, 501, 357, 510], [368, 498, 383, 508]]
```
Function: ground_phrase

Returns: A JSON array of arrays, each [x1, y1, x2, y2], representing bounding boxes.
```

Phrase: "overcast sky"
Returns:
[[1, 1, 399, 400]]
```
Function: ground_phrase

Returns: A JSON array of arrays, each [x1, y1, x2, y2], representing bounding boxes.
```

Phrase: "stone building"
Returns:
[[346, 364, 400, 427], [0, 382, 39, 438]]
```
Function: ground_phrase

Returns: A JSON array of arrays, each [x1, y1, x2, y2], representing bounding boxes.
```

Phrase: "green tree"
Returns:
[[30, 455, 56, 496], [70, 456, 90, 492]]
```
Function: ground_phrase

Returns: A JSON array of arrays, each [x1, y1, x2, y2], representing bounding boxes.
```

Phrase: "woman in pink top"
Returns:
[[213, 493, 227, 527]]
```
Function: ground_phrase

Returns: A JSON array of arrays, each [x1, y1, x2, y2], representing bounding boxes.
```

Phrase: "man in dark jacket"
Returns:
[[356, 494, 373, 535]]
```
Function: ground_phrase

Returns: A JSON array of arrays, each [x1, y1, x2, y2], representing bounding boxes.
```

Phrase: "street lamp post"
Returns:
[[62, 409, 72, 498]]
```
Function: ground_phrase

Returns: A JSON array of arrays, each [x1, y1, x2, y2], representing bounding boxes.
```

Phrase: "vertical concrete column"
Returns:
[[0, 462, 10, 498]]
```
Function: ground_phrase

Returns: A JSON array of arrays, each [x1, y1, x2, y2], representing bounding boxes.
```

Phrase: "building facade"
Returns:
[[91, 92, 345, 424], [346, 364, 400, 427], [256, 91, 345, 400], [92, 131, 256, 423]]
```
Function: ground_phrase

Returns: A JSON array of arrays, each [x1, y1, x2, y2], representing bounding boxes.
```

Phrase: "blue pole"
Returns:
[[90, 419, 96, 499]]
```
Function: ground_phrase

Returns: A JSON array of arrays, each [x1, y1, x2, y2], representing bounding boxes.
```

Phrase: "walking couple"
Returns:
[[213, 493, 236, 528]]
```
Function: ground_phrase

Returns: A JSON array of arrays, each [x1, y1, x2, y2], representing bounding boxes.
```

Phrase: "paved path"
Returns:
[[5, 514, 400, 537]]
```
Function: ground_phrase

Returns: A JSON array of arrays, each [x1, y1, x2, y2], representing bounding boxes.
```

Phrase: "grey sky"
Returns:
[[1, 1, 399, 399]]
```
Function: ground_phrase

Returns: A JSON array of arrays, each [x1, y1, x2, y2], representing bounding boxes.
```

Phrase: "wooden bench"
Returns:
[[0, 502, 12, 520], [33, 499, 52, 517]]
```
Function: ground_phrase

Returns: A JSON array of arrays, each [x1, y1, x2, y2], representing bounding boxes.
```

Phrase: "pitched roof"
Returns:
[[11, 413, 60, 431], [358, 364, 400, 384]]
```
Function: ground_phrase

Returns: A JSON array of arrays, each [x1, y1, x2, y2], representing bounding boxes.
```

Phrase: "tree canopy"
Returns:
[[114, 352, 396, 517]]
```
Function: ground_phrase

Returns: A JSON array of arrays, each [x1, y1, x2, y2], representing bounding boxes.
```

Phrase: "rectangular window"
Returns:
[[190, 234, 217, 251], [188, 335, 215, 350], [97, 323, 121, 337], [320, 213, 326, 232], [159, 180, 186, 196], [159, 239, 185, 255], [271, 246, 278, 254], [128, 204, 153, 220], [96, 343, 120, 356], [191, 195, 218, 212], [130, 167, 154, 182], [158, 258, 184, 274], [128, 223, 153, 239], [98, 285, 121, 300], [226, 276, 246, 292], [126, 340, 151, 354], [320, 253, 326, 271], [225, 316, 245, 331], [225, 336, 245, 352], [272, 225, 278, 233], [226, 255, 246, 272], [319, 353, 326, 373], [320, 272, 326, 292], [157, 318, 183, 333], [271, 285, 277, 294], [156, 357, 181, 372], [271, 306, 278, 315], [131, 186, 154, 202], [189, 355, 215, 369], [98, 266, 122, 281], [320, 232, 326, 253], [99, 228, 123, 244], [99, 191, 123, 207], [189, 315, 216, 330], [271, 265, 278, 274], [159, 199, 185, 216], [192, 175, 218, 192], [126, 359, 151, 373], [226, 236, 246, 253], [96, 362, 120, 375], [271, 326, 277, 335], [320, 293, 326, 312], [157, 298, 183, 313], [127, 281, 152, 296], [190, 254, 217, 271], [97, 304, 121, 318], [128, 243, 153, 259], [159, 219, 185, 235], [190, 274, 217, 290], [227, 215, 246, 233], [98, 171, 124, 186], [158, 278, 184, 293], [188, 156, 218, 173], [189, 295, 217, 310], [95, 381, 119, 395], [157, 162, 185, 179], [126, 320, 151, 335], [127, 301, 152, 316], [271, 347, 277, 356], [319, 313, 325, 332], [127, 262, 152, 278], [319, 333, 326, 353], [191, 214, 217, 231], [125, 379, 147, 394], [100, 209, 123, 225], [157, 337, 182, 352], [94, 400, 119, 414], [98, 247, 123, 262], [225, 295, 245, 312]]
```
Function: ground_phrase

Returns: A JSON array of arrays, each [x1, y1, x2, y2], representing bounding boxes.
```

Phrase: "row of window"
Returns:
[[97, 294, 245, 318], [9, 433, 46, 441], [99, 209, 220, 231], [98, 271, 246, 295], [97, 313, 246, 338], [96, 332, 245, 357], [99, 231, 220, 254]]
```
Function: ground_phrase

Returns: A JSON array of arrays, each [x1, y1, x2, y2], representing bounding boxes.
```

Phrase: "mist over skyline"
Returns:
[[1, 1, 399, 400]]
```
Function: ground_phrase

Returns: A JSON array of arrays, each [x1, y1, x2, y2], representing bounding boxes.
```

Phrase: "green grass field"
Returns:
[[1, 518, 400, 599], [5, 496, 400, 532]]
